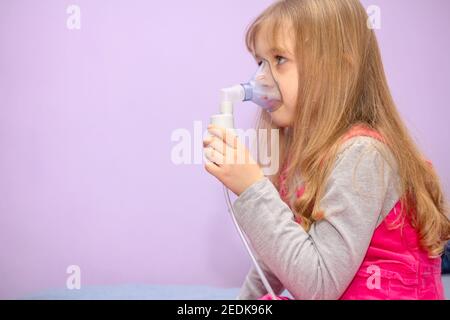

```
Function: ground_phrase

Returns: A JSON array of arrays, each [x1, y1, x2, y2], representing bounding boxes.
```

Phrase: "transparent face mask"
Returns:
[[242, 59, 283, 113]]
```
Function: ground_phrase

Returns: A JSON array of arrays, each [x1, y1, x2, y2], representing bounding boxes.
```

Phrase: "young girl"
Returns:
[[203, 0, 450, 300]]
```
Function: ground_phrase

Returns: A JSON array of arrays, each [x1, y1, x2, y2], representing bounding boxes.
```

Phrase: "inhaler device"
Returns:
[[210, 59, 283, 130], [209, 59, 283, 300]]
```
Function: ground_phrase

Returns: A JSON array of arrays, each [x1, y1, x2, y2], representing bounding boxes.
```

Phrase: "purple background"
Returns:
[[0, 0, 449, 299]]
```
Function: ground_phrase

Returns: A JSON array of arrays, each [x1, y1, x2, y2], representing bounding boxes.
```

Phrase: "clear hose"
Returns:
[[222, 184, 278, 300]]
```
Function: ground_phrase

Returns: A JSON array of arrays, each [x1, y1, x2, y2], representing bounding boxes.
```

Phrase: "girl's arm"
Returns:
[[232, 136, 401, 300]]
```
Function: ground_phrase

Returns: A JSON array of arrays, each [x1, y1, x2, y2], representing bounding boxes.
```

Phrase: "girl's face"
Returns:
[[253, 25, 299, 128]]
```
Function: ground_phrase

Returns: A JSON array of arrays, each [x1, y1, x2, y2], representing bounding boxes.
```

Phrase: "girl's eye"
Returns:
[[256, 56, 286, 67], [275, 55, 287, 66]]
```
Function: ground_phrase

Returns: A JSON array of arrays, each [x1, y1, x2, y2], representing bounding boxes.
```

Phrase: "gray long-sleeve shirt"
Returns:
[[233, 136, 402, 300]]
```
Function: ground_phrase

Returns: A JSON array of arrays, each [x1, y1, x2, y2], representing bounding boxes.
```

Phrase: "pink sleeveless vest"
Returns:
[[259, 124, 444, 300]]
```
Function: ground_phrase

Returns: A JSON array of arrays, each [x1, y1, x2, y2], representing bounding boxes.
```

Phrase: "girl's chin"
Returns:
[[269, 115, 290, 128], [269, 106, 293, 128]]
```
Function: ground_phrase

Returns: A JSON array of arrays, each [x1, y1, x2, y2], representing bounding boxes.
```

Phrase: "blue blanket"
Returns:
[[23, 275, 450, 300]]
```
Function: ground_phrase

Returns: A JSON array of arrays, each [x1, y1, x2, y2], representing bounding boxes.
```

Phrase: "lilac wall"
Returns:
[[0, 0, 448, 299]]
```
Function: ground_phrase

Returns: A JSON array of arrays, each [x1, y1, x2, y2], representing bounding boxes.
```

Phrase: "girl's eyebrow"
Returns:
[[270, 47, 289, 55], [255, 47, 291, 59]]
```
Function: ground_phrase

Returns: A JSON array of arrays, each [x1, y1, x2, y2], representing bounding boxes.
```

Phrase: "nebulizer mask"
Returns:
[[209, 59, 283, 300]]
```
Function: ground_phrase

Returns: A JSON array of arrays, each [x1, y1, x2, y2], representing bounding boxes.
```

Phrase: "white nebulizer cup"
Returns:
[[208, 59, 284, 300]]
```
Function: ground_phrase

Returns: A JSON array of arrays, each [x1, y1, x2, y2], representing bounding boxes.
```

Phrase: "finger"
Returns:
[[208, 125, 241, 150], [209, 138, 242, 164], [207, 135, 251, 165], [203, 135, 214, 148], [204, 147, 225, 165], [205, 136, 229, 156], [204, 136, 240, 162], [204, 159, 221, 177]]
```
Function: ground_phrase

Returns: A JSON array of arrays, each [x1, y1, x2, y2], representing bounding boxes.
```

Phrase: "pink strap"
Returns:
[[341, 124, 385, 144]]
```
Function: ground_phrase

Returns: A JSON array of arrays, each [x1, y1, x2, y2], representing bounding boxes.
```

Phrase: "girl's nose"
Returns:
[[256, 74, 274, 88]]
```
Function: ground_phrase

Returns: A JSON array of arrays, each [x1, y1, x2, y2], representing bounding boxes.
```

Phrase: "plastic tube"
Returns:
[[223, 184, 278, 300]]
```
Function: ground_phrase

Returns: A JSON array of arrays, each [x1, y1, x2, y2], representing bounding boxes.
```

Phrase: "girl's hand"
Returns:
[[203, 124, 265, 196]]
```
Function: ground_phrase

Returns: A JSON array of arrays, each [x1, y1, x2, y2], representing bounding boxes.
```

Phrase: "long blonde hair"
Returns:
[[245, 0, 450, 257]]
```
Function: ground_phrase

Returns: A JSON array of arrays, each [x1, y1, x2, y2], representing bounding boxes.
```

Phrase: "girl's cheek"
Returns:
[[281, 83, 298, 112], [280, 70, 299, 110]]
